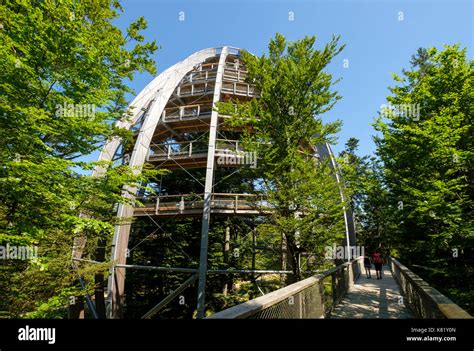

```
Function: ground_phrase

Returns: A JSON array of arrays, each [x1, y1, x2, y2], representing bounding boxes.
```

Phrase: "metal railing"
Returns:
[[177, 82, 215, 97], [390, 257, 472, 319], [221, 81, 257, 97], [207, 258, 363, 319], [223, 62, 248, 82], [135, 193, 268, 216], [183, 69, 218, 84], [147, 139, 245, 162], [223, 70, 248, 82], [224, 61, 247, 72], [162, 104, 213, 122], [147, 141, 209, 161]]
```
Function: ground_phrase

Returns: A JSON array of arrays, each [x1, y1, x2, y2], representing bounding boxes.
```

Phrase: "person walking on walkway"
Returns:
[[372, 251, 384, 280], [363, 255, 372, 278]]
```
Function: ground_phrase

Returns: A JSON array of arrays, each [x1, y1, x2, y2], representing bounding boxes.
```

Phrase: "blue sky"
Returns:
[[114, 0, 472, 157]]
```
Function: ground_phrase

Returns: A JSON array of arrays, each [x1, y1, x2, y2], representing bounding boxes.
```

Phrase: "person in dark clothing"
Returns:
[[372, 251, 384, 280], [363, 256, 372, 278]]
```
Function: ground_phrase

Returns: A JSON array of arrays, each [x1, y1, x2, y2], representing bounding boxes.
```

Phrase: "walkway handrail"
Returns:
[[134, 193, 269, 216], [147, 139, 246, 161], [207, 257, 363, 319], [389, 257, 472, 319]]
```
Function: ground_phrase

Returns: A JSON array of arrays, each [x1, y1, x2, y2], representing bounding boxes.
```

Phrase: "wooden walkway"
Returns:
[[330, 265, 414, 319]]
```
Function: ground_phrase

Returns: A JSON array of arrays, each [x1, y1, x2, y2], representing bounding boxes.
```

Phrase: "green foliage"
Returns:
[[337, 45, 472, 315], [0, 0, 159, 317], [373, 45, 473, 312], [338, 140, 396, 257], [219, 34, 347, 281]]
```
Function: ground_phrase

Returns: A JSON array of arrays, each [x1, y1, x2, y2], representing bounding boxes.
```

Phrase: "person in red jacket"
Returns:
[[372, 251, 384, 280]]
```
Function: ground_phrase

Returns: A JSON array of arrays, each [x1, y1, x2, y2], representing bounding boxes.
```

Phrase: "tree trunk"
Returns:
[[280, 232, 287, 287], [285, 234, 301, 284]]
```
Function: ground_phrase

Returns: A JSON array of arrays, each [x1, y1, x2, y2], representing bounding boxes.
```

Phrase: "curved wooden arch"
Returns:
[[105, 48, 222, 318]]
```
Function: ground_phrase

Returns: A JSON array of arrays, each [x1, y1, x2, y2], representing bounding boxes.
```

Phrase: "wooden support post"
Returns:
[[155, 197, 160, 215]]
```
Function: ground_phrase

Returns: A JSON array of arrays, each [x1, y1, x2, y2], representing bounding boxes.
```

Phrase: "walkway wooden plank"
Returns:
[[330, 265, 414, 319]]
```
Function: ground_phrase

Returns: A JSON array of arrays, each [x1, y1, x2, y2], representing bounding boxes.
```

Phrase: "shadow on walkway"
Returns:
[[330, 266, 414, 319]]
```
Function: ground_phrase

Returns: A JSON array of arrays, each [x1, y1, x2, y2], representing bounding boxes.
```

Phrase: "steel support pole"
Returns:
[[196, 47, 228, 319], [326, 144, 352, 262], [103, 49, 216, 319], [77, 275, 99, 319]]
